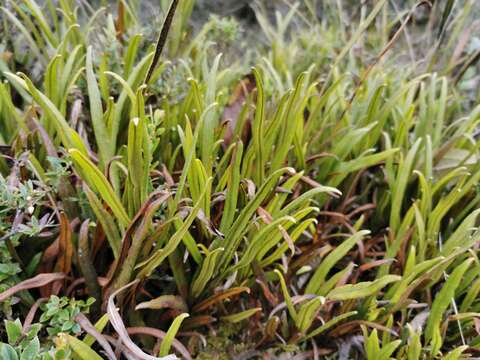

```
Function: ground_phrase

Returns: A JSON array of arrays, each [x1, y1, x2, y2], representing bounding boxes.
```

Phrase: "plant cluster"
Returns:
[[0, 0, 479, 359]]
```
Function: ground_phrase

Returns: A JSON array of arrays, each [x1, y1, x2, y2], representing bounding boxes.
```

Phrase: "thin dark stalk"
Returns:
[[453, 49, 480, 85], [144, 0, 180, 85], [437, 0, 455, 40]]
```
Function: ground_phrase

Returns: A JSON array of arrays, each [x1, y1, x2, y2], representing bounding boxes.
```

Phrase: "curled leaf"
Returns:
[[107, 280, 177, 360], [75, 313, 116, 360], [135, 295, 188, 312], [0, 273, 66, 302]]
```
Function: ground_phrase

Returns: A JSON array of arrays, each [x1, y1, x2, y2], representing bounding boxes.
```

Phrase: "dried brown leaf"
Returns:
[[0, 273, 66, 302], [192, 287, 250, 313], [55, 212, 73, 274], [127, 327, 192, 360], [107, 280, 177, 360], [75, 313, 116, 360]]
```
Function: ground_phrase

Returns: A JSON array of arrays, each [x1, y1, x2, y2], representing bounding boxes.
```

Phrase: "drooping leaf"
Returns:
[[327, 275, 401, 301], [69, 149, 130, 228], [306, 230, 370, 294]]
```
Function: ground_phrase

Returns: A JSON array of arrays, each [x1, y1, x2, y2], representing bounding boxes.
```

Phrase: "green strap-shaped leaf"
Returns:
[[0, 82, 28, 132], [302, 311, 357, 342], [441, 209, 480, 255], [406, 326, 422, 360], [19, 0, 58, 47], [363, 327, 380, 358], [0, 6, 45, 64], [159, 313, 189, 357], [378, 340, 401, 360], [390, 138, 422, 233], [306, 230, 370, 294], [191, 248, 224, 298], [219, 167, 295, 270], [252, 67, 265, 184], [233, 215, 297, 272], [137, 178, 212, 278], [331, 148, 399, 186], [44, 54, 62, 108], [443, 346, 469, 360], [327, 275, 401, 301], [61, 334, 103, 360], [270, 73, 307, 172], [86, 46, 112, 168], [5, 72, 87, 155], [200, 54, 221, 170], [297, 296, 325, 332], [277, 184, 340, 217], [126, 99, 151, 215], [82, 313, 110, 347], [136, 295, 188, 312], [221, 308, 262, 323], [424, 258, 473, 351], [219, 141, 243, 233], [111, 52, 154, 146], [315, 262, 355, 297], [123, 34, 143, 79], [259, 212, 317, 266], [84, 186, 122, 258], [70, 149, 130, 228], [275, 269, 297, 323], [437, 0, 455, 39], [385, 257, 444, 303]]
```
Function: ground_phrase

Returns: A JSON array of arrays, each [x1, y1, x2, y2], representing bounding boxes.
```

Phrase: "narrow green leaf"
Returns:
[[390, 138, 422, 233], [252, 67, 265, 184], [84, 186, 122, 258], [306, 230, 370, 294], [86, 46, 112, 168], [136, 295, 188, 312], [302, 311, 357, 341], [443, 346, 469, 360], [158, 313, 189, 357], [425, 258, 473, 349], [82, 314, 110, 347], [191, 248, 224, 298], [5, 72, 87, 154], [61, 334, 103, 360], [69, 149, 130, 228], [219, 141, 243, 233], [297, 297, 325, 332], [327, 275, 401, 301], [124, 34, 143, 79], [275, 269, 297, 323], [221, 308, 262, 323], [137, 178, 212, 278]]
